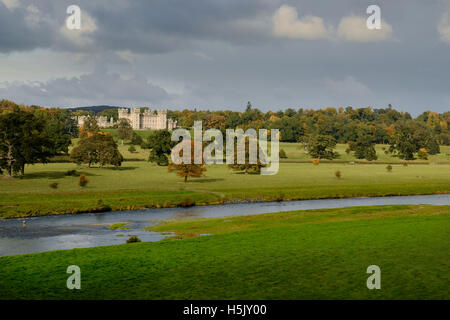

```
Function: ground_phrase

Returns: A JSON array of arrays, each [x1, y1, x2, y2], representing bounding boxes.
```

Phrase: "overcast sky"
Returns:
[[1, 0, 449, 115]]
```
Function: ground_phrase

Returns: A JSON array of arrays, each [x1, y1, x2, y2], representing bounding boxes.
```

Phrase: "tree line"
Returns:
[[1, 99, 448, 178], [167, 102, 449, 145]]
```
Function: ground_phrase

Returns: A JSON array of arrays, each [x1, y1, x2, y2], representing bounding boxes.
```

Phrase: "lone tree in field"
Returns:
[[168, 140, 206, 182], [303, 134, 339, 160], [147, 130, 176, 166], [117, 118, 134, 145], [349, 125, 378, 161], [70, 132, 123, 168]]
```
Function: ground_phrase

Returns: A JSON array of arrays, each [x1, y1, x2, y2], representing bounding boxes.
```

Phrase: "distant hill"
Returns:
[[68, 105, 122, 114]]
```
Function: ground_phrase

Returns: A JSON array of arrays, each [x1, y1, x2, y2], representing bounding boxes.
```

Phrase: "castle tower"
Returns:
[[130, 108, 141, 130], [118, 108, 129, 119], [157, 110, 167, 130]]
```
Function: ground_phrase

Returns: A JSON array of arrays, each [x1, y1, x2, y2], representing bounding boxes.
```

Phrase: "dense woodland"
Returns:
[[166, 102, 449, 145], [1, 99, 449, 176], [66, 101, 450, 146]]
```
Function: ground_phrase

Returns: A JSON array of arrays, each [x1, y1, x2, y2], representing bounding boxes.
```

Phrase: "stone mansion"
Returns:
[[75, 108, 177, 130]]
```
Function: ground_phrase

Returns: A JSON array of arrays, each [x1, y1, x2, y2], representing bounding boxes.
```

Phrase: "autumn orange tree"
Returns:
[[168, 140, 206, 182]]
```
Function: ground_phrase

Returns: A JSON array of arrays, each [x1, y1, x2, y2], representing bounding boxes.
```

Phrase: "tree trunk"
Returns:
[[184, 175, 188, 183], [20, 164, 25, 176], [5, 144, 13, 177], [122, 139, 124, 145], [6, 165, 12, 177]]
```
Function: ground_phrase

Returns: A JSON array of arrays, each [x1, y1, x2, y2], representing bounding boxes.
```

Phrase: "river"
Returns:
[[0, 194, 448, 256]]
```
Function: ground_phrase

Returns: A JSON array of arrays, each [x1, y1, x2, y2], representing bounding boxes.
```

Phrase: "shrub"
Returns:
[[279, 149, 287, 158], [345, 148, 351, 155], [403, 162, 408, 167], [386, 165, 393, 172], [130, 132, 144, 146], [418, 148, 428, 160], [128, 145, 137, 153], [49, 182, 58, 189], [312, 158, 320, 165], [335, 170, 341, 179], [65, 169, 77, 176], [126, 235, 141, 243], [78, 174, 89, 187]]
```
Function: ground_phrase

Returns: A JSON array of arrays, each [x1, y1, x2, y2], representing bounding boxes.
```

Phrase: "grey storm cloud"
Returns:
[[0, 0, 282, 53], [0, 70, 171, 107]]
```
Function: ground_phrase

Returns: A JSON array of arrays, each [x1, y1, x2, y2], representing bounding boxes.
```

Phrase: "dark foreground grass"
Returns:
[[0, 205, 449, 299]]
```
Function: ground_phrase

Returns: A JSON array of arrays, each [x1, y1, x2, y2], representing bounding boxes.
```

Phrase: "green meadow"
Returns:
[[1, 135, 449, 299], [1, 159, 449, 218], [279, 143, 450, 163], [1, 135, 449, 219], [1, 205, 449, 299]]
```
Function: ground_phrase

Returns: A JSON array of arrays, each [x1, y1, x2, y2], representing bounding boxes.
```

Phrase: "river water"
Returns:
[[0, 194, 448, 256]]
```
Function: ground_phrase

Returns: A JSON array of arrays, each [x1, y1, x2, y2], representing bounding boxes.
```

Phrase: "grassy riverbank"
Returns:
[[1, 161, 449, 219], [1, 205, 449, 299]]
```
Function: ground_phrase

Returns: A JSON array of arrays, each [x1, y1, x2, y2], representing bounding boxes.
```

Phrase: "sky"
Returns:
[[0, 0, 449, 115]]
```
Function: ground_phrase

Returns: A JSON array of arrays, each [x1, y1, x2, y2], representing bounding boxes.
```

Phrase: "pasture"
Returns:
[[1, 204, 449, 299], [1, 159, 449, 218]]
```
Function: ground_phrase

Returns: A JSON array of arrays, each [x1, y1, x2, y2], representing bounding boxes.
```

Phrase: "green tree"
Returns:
[[303, 135, 339, 160], [98, 109, 118, 122], [0, 107, 53, 177], [70, 132, 123, 168], [117, 118, 133, 145], [277, 116, 304, 142], [130, 132, 144, 146], [147, 130, 175, 166], [98, 134, 123, 167], [43, 113, 72, 155], [389, 121, 440, 160], [64, 112, 79, 138], [79, 115, 99, 138], [349, 125, 378, 161]]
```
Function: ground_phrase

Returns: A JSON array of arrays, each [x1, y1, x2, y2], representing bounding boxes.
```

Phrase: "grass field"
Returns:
[[278, 143, 450, 163], [1, 160, 449, 218], [1, 134, 449, 219], [1, 204, 449, 299], [0, 156, 450, 218]]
